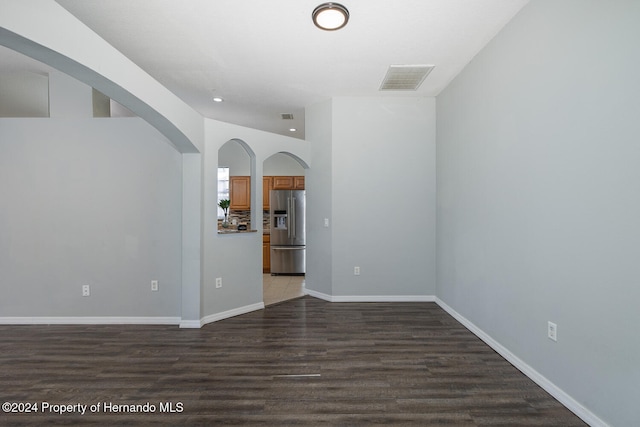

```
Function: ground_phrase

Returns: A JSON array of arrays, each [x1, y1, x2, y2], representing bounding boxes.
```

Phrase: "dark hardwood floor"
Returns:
[[0, 297, 586, 426]]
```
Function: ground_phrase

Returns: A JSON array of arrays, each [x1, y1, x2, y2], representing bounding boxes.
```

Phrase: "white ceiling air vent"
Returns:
[[281, 113, 294, 120], [379, 65, 435, 91]]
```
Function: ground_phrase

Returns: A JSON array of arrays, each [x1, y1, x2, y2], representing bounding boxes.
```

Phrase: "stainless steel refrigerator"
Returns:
[[270, 190, 305, 275]]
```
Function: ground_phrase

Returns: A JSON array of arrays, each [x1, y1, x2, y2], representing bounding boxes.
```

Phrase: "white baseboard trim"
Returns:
[[199, 302, 265, 327], [179, 319, 202, 329], [0, 316, 181, 325], [435, 297, 608, 427], [0, 303, 265, 329], [305, 288, 333, 302], [331, 295, 436, 303], [304, 289, 435, 303]]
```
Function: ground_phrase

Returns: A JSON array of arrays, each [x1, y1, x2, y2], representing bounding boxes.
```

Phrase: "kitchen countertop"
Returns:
[[217, 229, 258, 234]]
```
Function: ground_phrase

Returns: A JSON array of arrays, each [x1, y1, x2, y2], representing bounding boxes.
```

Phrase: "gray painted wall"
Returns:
[[181, 153, 202, 323], [305, 100, 333, 296], [0, 118, 183, 317], [436, 1, 640, 425], [49, 71, 92, 118], [263, 152, 304, 176], [332, 97, 436, 297], [0, 71, 49, 117], [306, 97, 436, 298]]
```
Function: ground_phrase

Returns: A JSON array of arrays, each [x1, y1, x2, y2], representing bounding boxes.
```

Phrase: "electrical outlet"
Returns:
[[215, 277, 223, 288], [82, 285, 90, 297], [151, 280, 158, 291], [548, 321, 557, 342], [354, 266, 360, 276], [324, 218, 329, 227]]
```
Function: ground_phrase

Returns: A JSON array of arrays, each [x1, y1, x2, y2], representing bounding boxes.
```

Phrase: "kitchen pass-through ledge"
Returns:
[[218, 229, 258, 234]]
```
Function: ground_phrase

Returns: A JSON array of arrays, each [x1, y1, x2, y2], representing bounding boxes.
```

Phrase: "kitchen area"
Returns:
[[262, 175, 306, 275], [262, 175, 306, 305], [218, 141, 306, 305]]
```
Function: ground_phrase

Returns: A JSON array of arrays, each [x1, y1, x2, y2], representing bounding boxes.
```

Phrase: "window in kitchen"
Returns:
[[217, 167, 229, 219]]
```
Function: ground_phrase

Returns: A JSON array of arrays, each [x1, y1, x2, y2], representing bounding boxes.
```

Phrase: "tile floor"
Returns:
[[263, 274, 305, 306]]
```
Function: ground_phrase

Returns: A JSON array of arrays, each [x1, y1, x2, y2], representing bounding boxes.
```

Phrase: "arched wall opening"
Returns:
[[0, 3, 203, 153], [261, 151, 309, 305], [217, 139, 256, 231]]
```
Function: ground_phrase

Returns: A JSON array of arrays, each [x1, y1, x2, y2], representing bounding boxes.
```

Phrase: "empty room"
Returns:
[[1, 1, 637, 426]]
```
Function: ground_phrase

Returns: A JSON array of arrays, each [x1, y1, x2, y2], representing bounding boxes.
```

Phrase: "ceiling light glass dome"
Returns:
[[312, 3, 349, 31]]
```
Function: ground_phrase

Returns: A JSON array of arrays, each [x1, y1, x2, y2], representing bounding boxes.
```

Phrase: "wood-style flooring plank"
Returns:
[[0, 297, 586, 426]]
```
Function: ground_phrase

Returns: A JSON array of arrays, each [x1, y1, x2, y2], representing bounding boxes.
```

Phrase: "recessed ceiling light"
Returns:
[[312, 3, 349, 31], [289, 128, 297, 132], [213, 97, 224, 103]]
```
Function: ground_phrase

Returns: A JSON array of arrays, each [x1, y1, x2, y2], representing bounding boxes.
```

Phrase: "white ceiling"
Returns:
[[2, 0, 529, 139]]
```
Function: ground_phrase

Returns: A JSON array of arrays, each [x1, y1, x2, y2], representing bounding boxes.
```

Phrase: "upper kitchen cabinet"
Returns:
[[272, 175, 294, 190], [271, 175, 305, 190], [263, 152, 305, 208], [263, 176, 273, 210], [230, 176, 251, 210]]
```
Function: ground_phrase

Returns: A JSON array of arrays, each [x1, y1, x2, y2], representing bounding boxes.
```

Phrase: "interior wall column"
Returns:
[[180, 153, 203, 327]]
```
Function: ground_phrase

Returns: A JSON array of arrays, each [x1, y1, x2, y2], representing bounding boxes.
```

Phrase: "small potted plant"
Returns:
[[218, 199, 230, 228]]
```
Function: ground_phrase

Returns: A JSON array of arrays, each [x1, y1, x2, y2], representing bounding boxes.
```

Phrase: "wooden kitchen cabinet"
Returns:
[[263, 176, 273, 210], [262, 233, 271, 273], [271, 176, 305, 190], [230, 176, 250, 210], [272, 176, 294, 190]]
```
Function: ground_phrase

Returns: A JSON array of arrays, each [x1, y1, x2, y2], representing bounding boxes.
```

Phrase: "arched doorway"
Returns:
[[262, 152, 306, 305]]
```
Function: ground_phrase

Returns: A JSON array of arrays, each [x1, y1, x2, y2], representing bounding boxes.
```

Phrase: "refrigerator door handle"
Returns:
[[286, 197, 291, 239], [291, 196, 296, 238]]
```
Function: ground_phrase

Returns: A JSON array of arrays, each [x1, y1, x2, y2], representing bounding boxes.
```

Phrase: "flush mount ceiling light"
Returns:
[[312, 3, 349, 31], [213, 97, 224, 103]]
